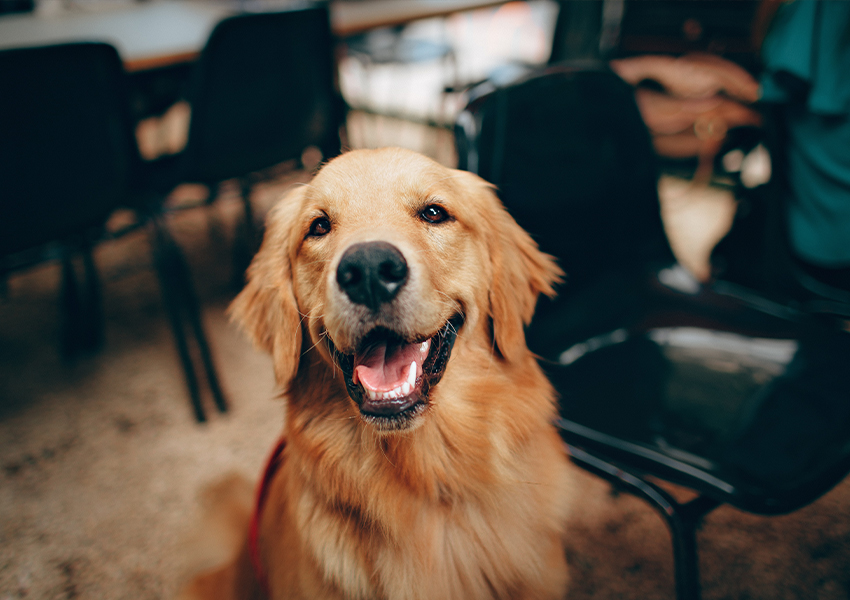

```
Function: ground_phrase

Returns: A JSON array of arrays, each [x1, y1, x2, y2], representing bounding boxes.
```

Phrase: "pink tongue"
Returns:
[[354, 340, 421, 392]]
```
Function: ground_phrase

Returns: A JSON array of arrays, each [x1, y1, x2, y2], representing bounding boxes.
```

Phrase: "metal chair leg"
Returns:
[[668, 495, 720, 600], [149, 217, 207, 422], [80, 244, 104, 352], [60, 252, 83, 359], [567, 444, 721, 600], [60, 243, 105, 358], [167, 233, 228, 415], [231, 177, 260, 290]]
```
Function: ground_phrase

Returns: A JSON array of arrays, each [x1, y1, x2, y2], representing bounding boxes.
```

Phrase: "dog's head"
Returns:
[[230, 148, 561, 433]]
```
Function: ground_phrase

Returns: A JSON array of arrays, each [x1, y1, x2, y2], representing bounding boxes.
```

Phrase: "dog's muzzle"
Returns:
[[330, 241, 462, 430]]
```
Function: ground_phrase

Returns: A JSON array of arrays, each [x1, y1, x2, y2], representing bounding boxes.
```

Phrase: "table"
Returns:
[[0, 0, 507, 72], [330, 0, 506, 37], [0, 1, 229, 71]]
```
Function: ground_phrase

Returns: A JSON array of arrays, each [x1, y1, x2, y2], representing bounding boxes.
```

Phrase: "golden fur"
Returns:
[[180, 148, 573, 600]]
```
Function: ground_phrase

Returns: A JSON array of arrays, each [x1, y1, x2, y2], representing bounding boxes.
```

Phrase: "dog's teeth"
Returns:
[[420, 341, 430, 356], [407, 361, 417, 387], [364, 363, 418, 403]]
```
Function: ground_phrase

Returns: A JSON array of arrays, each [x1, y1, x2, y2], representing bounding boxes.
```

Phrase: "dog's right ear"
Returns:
[[229, 187, 305, 390]]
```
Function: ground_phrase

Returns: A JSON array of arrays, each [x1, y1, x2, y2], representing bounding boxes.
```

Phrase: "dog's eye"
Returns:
[[420, 204, 450, 224], [308, 217, 331, 237]]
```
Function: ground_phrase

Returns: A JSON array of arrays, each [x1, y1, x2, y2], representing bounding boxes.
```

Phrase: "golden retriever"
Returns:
[[181, 148, 573, 600]]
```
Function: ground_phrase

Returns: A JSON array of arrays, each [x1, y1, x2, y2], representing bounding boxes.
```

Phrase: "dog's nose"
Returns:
[[337, 241, 408, 311]]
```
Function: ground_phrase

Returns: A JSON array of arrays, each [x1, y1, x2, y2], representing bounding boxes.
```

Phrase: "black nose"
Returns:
[[336, 241, 408, 311]]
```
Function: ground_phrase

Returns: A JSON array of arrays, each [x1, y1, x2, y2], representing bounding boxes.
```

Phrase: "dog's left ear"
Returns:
[[471, 177, 563, 362], [229, 187, 305, 391]]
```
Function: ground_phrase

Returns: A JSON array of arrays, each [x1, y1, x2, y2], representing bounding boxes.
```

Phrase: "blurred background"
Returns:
[[1, 1, 849, 598]]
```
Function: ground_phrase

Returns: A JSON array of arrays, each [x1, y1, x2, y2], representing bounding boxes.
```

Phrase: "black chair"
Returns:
[[143, 3, 346, 282], [0, 42, 226, 422], [455, 65, 850, 600], [710, 101, 850, 321]]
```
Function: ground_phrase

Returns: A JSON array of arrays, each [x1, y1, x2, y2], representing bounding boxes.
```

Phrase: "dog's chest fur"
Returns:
[[289, 454, 565, 600], [268, 376, 571, 600]]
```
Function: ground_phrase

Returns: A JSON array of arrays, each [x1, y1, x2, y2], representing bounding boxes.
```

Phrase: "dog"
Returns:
[[180, 148, 574, 600]]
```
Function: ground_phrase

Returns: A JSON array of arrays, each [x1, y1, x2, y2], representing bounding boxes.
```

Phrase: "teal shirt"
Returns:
[[760, 0, 850, 266]]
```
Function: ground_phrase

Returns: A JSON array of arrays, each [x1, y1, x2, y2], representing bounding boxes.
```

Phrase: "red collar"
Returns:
[[249, 437, 286, 597]]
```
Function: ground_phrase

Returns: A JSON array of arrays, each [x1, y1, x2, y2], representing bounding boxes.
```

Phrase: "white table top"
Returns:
[[0, 0, 505, 71], [0, 1, 231, 70]]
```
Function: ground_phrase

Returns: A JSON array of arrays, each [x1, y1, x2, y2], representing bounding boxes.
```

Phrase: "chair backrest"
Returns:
[[182, 4, 343, 183], [547, 1, 605, 64], [0, 42, 137, 258], [456, 66, 675, 291]]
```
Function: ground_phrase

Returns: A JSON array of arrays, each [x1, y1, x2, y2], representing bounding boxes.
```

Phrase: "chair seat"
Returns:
[[539, 264, 850, 515]]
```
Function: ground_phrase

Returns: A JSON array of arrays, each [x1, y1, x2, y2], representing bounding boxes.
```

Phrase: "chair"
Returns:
[[0, 43, 132, 357], [710, 101, 850, 321], [143, 3, 346, 282], [0, 42, 227, 422], [455, 65, 850, 600], [547, 0, 608, 65]]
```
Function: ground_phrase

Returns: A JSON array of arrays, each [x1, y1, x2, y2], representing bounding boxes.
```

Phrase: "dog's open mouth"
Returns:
[[333, 315, 464, 429]]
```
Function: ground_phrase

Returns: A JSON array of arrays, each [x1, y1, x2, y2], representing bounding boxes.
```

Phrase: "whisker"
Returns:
[[435, 290, 463, 313], [298, 328, 329, 358]]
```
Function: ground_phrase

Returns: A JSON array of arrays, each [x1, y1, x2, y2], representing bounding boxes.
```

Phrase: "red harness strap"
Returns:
[[248, 437, 286, 597]]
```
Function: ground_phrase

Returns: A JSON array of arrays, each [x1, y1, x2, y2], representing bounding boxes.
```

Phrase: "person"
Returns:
[[759, 0, 850, 292], [610, 52, 763, 183]]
